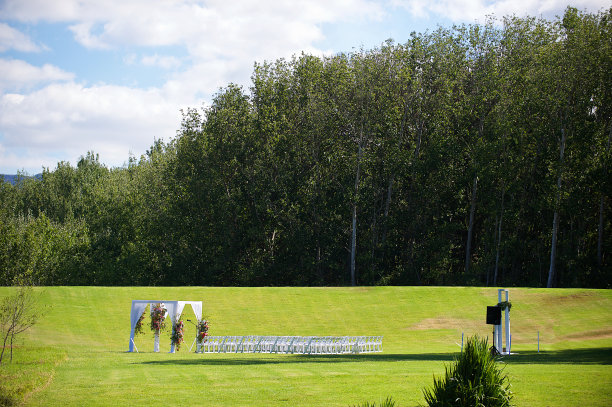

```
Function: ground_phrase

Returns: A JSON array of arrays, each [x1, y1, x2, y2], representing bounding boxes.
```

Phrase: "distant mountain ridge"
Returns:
[[1, 174, 43, 185]]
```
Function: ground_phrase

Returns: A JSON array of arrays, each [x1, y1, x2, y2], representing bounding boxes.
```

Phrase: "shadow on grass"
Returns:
[[136, 353, 456, 366], [501, 347, 612, 365], [135, 347, 612, 366]]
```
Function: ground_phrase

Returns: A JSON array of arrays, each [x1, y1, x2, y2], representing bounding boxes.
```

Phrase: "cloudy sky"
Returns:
[[0, 0, 607, 174]]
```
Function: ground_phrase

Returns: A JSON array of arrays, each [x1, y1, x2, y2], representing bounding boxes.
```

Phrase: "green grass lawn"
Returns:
[[1, 286, 611, 406]]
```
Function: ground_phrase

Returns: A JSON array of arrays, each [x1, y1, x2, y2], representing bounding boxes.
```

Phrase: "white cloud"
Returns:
[[2, 0, 387, 122], [0, 82, 187, 171], [0, 1, 388, 172], [141, 54, 182, 70], [1, 1, 384, 48], [0, 23, 42, 52], [392, 0, 609, 22], [0, 148, 55, 175], [68, 22, 111, 49], [1, 0, 386, 106], [0, 59, 74, 92], [124, 53, 182, 70], [123, 53, 137, 66]]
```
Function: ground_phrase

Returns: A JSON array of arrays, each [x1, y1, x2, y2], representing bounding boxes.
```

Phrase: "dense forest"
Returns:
[[1, 8, 610, 288]]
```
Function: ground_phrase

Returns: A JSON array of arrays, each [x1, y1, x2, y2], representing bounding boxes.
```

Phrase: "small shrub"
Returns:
[[0, 286, 38, 365], [422, 335, 513, 407], [0, 385, 17, 407], [350, 396, 396, 407]]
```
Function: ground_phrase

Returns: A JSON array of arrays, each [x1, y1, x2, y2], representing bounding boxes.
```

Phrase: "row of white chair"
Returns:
[[197, 336, 383, 354]]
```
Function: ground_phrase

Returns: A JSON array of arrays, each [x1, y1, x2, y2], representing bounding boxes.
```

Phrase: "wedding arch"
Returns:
[[127, 299, 383, 355], [128, 300, 202, 353]]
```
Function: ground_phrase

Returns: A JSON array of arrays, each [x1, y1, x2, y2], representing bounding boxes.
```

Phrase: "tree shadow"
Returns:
[[135, 347, 612, 366], [137, 352, 457, 366]]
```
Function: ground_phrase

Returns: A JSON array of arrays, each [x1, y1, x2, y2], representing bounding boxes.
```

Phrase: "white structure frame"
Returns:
[[199, 336, 383, 355], [128, 300, 203, 353], [494, 289, 511, 355]]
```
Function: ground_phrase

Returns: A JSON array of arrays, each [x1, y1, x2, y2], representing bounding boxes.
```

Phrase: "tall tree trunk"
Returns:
[[548, 126, 567, 288], [314, 161, 323, 282], [9, 332, 14, 362], [465, 115, 484, 276], [548, 211, 561, 288], [488, 215, 497, 286], [597, 194, 604, 267], [598, 195, 605, 267], [0, 328, 9, 364], [465, 175, 478, 274], [406, 118, 424, 280], [381, 177, 393, 245], [598, 124, 611, 267], [494, 185, 505, 286], [415, 120, 423, 159], [351, 139, 363, 287]]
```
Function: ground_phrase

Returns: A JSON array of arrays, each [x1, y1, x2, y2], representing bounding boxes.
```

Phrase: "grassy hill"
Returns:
[[1, 286, 611, 406]]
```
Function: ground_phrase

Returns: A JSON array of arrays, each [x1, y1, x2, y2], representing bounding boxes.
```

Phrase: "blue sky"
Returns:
[[0, 0, 607, 174]]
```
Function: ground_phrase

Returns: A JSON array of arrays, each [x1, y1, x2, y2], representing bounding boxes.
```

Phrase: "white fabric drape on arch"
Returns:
[[128, 300, 203, 352]]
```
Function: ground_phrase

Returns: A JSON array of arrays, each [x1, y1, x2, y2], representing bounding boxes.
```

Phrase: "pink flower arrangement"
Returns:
[[134, 312, 146, 335], [170, 319, 184, 350], [150, 303, 167, 332], [197, 319, 209, 343]]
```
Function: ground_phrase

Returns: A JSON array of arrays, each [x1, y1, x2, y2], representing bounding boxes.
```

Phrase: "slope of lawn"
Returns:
[[0, 286, 610, 406]]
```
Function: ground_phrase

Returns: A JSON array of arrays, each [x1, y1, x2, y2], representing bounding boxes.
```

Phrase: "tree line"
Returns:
[[1, 8, 609, 288]]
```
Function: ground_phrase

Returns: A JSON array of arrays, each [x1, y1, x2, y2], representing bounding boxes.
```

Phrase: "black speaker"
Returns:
[[486, 306, 502, 325]]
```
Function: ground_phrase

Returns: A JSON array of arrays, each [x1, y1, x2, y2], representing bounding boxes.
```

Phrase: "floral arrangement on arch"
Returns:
[[197, 319, 209, 343], [150, 303, 167, 332], [170, 319, 184, 350], [134, 311, 146, 335]]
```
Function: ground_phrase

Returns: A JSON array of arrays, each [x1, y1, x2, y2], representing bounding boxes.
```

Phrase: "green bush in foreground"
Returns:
[[350, 397, 396, 407], [423, 336, 513, 407]]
